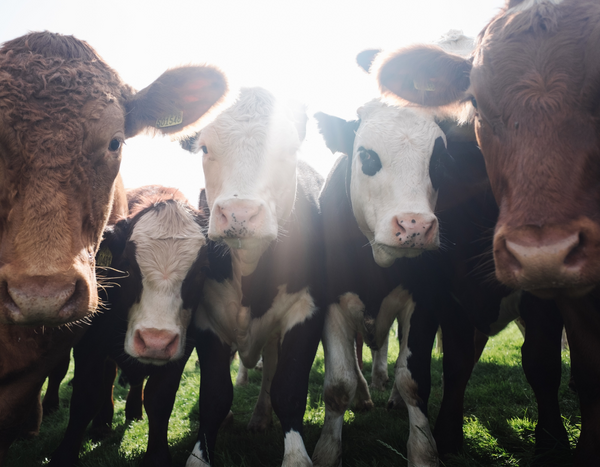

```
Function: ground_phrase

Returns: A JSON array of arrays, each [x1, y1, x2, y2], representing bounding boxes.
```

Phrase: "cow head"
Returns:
[[0, 32, 227, 325], [374, 1, 600, 298], [315, 100, 451, 267], [101, 186, 208, 364], [186, 87, 307, 275]]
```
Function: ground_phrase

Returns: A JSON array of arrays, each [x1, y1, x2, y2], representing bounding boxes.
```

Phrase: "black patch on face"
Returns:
[[358, 146, 382, 176], [428, 136, 453, 191]]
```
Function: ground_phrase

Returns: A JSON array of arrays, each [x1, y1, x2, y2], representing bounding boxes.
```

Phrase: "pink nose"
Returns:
[[213, 199, 265, 237], [133, 328, 180, 362], [2, 275, 83, 325], [392, 213, 438, 249]]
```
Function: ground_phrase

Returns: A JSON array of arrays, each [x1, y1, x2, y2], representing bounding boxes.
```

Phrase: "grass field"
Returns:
[[6, 322, 578, 466]]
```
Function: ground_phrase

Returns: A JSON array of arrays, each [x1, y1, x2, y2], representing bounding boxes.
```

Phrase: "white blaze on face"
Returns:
[[196, 88, 302, 274], [124, 201, 206, 364], [350, 100, 443, 267]]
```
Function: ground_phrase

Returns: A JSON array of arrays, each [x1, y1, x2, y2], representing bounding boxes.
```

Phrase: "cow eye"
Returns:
[[108, 139, 122, 152], [200, 145, 208, 154], [358, 147, 382, 176], [470, 97, 478, 109]]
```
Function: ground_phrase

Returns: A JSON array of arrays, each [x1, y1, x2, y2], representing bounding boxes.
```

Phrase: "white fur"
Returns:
[[197, 88, 303, 275], [351, 100, 443, 267], [283, 430, 313, 467], [185, 441, 210, 466], [124, 202, 205, 364], [507, 0, 564, 13]]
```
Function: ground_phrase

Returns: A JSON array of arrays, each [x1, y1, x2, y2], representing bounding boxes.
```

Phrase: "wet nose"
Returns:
[[392, 213, 439, 249], [132, 328, 180, 362], [213, 199, 265, 237]]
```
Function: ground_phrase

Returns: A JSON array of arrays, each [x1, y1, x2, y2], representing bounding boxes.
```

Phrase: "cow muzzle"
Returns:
[[209, 198, 277, 245], [494, 219, 600, 298], [130, 327, 182, 364], [0, 269, 94, 326]]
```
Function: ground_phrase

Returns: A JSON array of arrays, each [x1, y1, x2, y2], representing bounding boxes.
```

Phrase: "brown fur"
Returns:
[[0, 31, 227, 463]]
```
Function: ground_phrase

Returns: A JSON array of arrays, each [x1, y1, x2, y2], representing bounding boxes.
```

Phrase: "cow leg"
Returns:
[[49, 352, 110, 467], [125, 379, 144, 421], [140, 354, 191, 467], [370, 333, 389, 391], [473, 329, 489, 364], [396, 301, 439, 467], [90, 359, 118, 441], [271, 309, 324, 467], [313, 303, 368, 467], [186, 330, 233, 467], [42, 354, 70, 416], [235, 360, 250, 386], [519, 293, 570, 463], [432, 310, 476, 458], [355, 332, 364, 370], [557, 293, 600, 466], [247, 337, 278, 432]]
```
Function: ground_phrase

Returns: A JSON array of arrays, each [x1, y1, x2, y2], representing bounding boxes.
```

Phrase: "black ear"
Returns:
[[356, 49, 381, 73], [180, 132, 200, 153], [198, 188, 211, 217], [97, 218, 129, 268], [314, 112, 360, 157], [429, 136, 456, 192]]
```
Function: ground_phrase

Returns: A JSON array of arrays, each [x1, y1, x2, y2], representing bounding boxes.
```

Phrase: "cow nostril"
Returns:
[[133, 329, 146, 352], [394, 217, 407, 236], [564, 232, 585, 268], [165, 334, 180, 357], [502, 239, 524, 273]]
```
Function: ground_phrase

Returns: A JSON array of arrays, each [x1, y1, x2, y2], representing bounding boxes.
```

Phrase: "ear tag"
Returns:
[[414, 80, 436, 92], [156, 111, 184, 128], [96, 246, 113, 267]]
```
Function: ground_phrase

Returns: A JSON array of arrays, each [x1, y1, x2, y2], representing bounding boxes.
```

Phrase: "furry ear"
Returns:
[[356, 49, 381, 73], [198, 188, 211, 217], [125, 65, 228, 138], [180, 132, 200, 153], [376, 45, 472, 107], [97, 218, 129, 267], [314, 112, 360, 156]]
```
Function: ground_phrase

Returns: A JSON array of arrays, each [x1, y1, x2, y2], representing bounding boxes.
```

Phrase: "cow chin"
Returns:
[[371, 243, 426, 268]]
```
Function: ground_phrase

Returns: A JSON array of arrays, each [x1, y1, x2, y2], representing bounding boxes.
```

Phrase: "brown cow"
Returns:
[[374, 0, 600, 464], [0, 31, 228, 464]]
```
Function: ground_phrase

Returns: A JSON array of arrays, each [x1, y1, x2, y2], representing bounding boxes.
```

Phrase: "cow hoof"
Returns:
[[247, 414, 272, 432], [90, 425, 112, 442], [353, 398, 374, 412], [386, 396, 407, 411], [369, 379, 389, 391]]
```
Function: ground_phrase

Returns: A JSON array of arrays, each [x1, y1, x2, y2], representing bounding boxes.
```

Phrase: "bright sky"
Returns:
[[1, 0, 504, 204]]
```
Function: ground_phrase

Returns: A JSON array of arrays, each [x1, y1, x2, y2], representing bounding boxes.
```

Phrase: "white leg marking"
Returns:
[[283, 430, 312, 467], [185, 441, 210, 466], [313, 303, 365, 467], [370, 333, 390, 391], [395, 298, 439, 467]]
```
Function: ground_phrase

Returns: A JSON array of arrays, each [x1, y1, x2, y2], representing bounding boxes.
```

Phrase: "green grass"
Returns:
[[6, 322, 578, 466]]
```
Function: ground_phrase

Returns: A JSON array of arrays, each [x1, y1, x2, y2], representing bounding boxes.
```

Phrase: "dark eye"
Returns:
[[358, 147, 382, 176], [200, 145, 208, 154], [108, 139, 122, 152], [470, 97, 478, 109]]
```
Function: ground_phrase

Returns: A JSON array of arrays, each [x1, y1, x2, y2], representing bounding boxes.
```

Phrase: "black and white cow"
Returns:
[[312, 99, 566, 467], [183, 87, 326, 467], [50, 186, 209, 467]]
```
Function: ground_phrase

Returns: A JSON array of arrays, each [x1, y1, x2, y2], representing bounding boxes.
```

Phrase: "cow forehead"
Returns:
[[355, 101, 443, 161]]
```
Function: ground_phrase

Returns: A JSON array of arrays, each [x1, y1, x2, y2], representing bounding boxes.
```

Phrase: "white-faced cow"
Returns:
[[181, 87, 326, 467], [312, 96, 567, 467], [0, 31, 227, 464], [49, 185, 208, 467], [375, 1, 600, 464]]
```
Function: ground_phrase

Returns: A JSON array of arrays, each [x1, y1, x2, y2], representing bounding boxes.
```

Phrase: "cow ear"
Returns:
[[198, 188, 211, 217], [97, 218, 128, 267], [376, 45, 472, 107], [314, 112, 359, 157], [356, 49, 381, 73], [125, 65, 228, 138], [180, 132, 200, 153]]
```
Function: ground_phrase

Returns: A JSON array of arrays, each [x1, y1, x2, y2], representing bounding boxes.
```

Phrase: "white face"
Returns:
[[196, 88, 303, 266], [350, 100, 443, 267], [123, 202, 206, 365]]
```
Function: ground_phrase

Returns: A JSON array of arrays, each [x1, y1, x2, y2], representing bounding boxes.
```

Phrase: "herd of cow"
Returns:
[[0, 0, 598, 466]]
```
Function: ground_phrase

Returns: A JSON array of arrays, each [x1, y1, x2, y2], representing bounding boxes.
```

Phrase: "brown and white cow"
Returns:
[[375, 1, 600, 463], [0, 31, 227, 464]]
